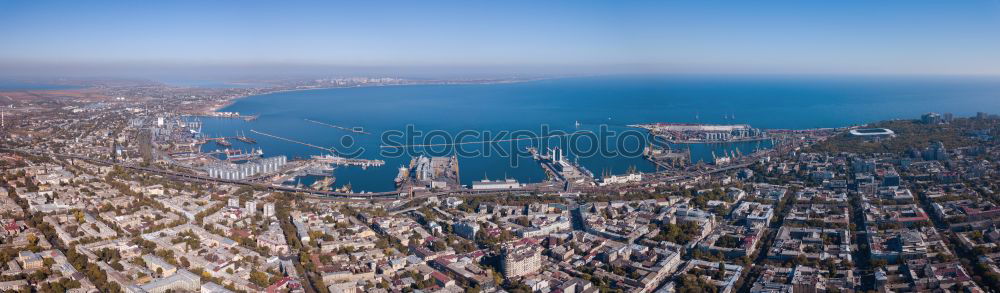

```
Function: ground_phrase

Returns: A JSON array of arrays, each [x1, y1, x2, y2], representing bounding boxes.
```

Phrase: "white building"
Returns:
[[245, 201, 257, 215], [599, 173, 642, 186], [263, 203, 276, 218], [227, 198, 240, 208], [201, 282, 234, 293], [471, 179, 521, 190], [502, 245, 542, 279], [138, 269, 200, 293]]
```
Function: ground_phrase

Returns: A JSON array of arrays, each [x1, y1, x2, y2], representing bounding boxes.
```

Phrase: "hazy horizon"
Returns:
[[3, 1, 1000, 79]]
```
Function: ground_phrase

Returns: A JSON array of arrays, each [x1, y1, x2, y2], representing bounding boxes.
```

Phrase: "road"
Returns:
[[0, 147, 401, 200], [4, 146, 770, 204]]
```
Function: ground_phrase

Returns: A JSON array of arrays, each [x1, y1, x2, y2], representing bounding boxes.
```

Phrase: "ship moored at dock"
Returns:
[[311, 154, 385, 168], [630, 122, 769, 144]]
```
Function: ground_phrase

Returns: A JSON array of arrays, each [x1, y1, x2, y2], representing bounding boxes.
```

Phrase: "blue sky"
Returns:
[[2, 0, 1000, 77]]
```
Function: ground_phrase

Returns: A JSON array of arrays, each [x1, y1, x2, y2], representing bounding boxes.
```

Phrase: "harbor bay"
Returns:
[[198, 75, 1000, 192]]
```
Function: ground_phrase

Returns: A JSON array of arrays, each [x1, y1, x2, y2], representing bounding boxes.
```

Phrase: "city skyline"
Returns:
[[3, 1, 1000, 292], [3, 0, 1000, 78]]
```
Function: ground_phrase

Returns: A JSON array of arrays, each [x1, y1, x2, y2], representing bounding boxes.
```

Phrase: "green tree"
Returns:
[[249, 271, 270, 287]]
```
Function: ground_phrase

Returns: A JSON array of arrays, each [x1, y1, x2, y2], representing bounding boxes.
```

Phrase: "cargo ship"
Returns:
[[224, 148, 263, 161], [311, 154, 385, 168], [235, 136, 256, 144], [310, 176, 336, 191], [335, 183, 352, 193], [395, 166, 409, 187], [235, 131, 256, 144]]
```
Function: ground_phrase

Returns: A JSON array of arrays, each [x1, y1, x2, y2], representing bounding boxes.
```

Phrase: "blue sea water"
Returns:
[[198, 75, 1000, 192]]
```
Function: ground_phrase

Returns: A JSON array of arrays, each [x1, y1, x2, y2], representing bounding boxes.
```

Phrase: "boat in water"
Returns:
[[335, 183, 352, 193], [395, 166, 409, 187], [311, 176, 336, 191]]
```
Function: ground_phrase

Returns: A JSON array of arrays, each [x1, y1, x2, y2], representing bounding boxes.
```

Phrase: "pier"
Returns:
[[631, 123, 769, 144], [643, 144, 689, 170], [659, 137, 771, 144], [526, 147, 593, 185], [527, 147, 566, 182], [305, 118, 371, 135], [249, 129, 339, 153], [199, 136, 257, 146], [183, 113, 258, 121], [248, 129, 384, 168], [223, 148, 263, 161], [381, 131, 589, 148]]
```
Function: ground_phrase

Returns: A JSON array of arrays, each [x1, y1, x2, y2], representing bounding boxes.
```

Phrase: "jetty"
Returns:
[[305, 118, 370, 135], [249, 129, 339, 153]]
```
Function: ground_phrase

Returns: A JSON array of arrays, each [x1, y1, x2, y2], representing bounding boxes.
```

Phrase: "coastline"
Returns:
[[201, 76, 555, 114], [202, 75, 938, 134]]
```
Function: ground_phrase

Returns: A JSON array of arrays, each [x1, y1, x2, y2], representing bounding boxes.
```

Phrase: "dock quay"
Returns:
[[660, 137, 772, 144], [396, 155, 461, 191], [223, 148, 262, 161], [526, 147, 596, 184], [250, 129, 339, 153], [183, 113, 258, 121], [198, 136, 256, 146], [527, 147, 566, 182], [312, 154, 385, 168], [631, 123, 769, 144], [305, 118, 371, 135], [643, 144, 689, 169]]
